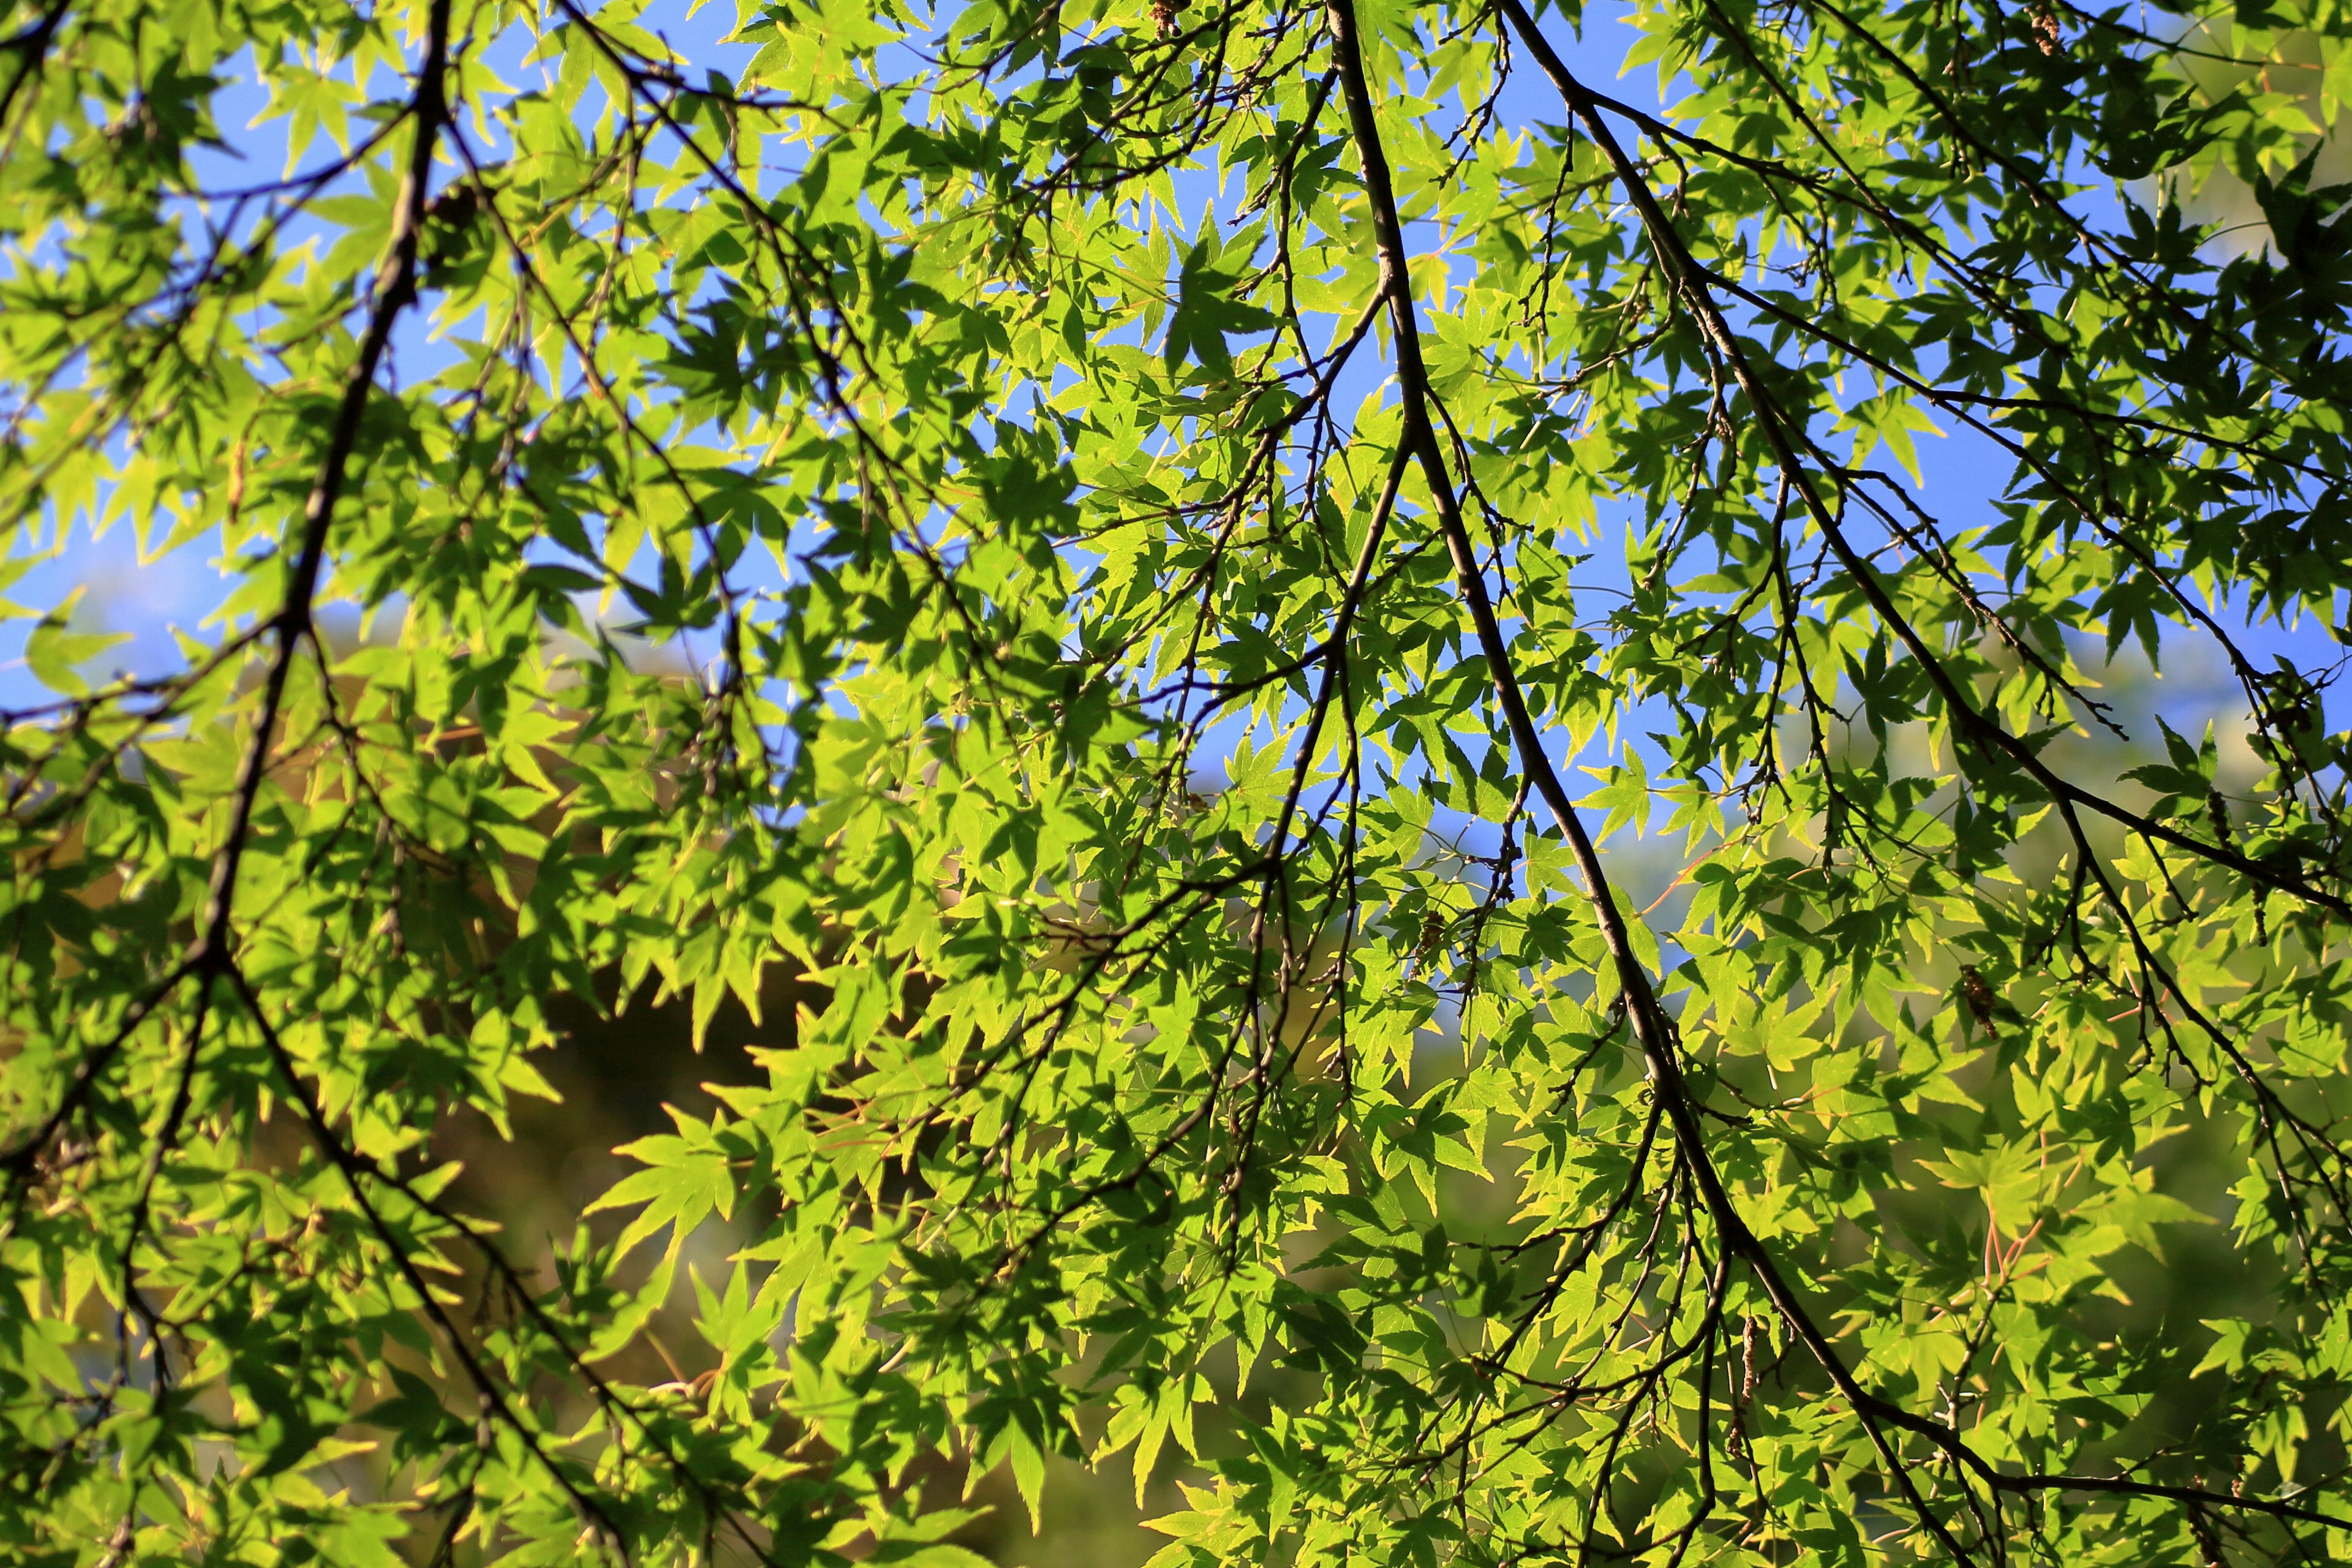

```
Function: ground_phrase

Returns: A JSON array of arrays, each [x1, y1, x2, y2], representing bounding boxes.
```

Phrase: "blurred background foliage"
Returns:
[[354, 630, 2277, 1566]]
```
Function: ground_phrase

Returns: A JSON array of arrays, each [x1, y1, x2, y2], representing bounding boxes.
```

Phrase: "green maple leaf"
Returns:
[[1163, 219, 1281, 374]]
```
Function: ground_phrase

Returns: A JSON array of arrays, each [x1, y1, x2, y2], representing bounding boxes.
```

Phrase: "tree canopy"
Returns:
[[5, 0, 2352, 1562]]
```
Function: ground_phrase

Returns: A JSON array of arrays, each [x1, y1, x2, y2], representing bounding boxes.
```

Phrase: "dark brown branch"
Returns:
[[1, 0, 453, 1189], [1493, 0, 2352, 1549], [0, 0, 69, 131], [1336, 2, 1971, 1559]]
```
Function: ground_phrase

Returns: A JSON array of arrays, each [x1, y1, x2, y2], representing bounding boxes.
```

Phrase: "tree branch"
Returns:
[[1, 0, 453, 1188]]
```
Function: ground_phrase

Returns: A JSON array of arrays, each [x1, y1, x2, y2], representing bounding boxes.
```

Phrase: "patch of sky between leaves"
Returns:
[[1, 0, 2340, 920], [0, 3, 768, 699]]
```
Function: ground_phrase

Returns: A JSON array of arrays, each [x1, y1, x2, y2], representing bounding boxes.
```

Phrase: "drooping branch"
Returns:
[[0, 0, 454, 1192], [1487, 0, 2352, 1545], [1321, 6, 1980, 1559]]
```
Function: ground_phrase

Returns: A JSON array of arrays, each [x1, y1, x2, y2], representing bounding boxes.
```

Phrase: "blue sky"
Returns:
[[2, 0, 2324, 802]]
